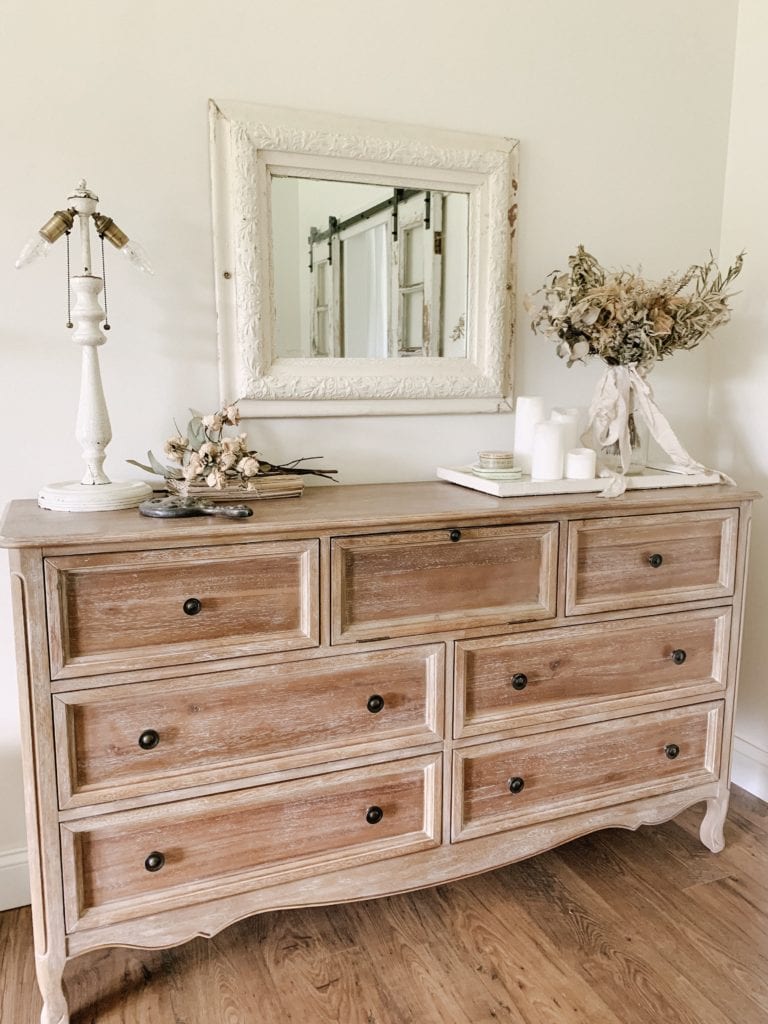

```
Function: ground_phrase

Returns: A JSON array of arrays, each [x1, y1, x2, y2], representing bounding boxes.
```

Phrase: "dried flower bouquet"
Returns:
[[128, 405, 337, 495], [526, 246, 743, 370], [525, 247, 744, 494]]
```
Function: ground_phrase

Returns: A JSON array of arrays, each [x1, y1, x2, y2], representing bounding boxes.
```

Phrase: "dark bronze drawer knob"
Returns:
[[367, 694, 385, 714], [183, 597, 202, 616], [508, 776, 525, 794], [511, 673, 528, 691], [366, 805, 384, 825], [449, 529, 462, 542], [671, 649, 687, 665], [648, 553, 664, 568], [664, 743, 680, 760], [138, 729, 160, 750], [144, 851, 165, 872]]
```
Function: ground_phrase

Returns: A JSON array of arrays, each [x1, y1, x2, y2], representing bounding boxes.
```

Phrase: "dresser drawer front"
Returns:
[[332, 524, 558, 643], [61, 753, 441, 930], [452, 701, 722, 842], [566, 510, 737, 615], [54, 644, 445, 806], [454, 608, 730, 738], [46, 541, 319, 678]]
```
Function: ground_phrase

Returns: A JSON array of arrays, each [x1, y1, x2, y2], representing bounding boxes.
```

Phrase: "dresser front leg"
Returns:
[[699, 791, 729, 853], [36, 952, 69, 1024]]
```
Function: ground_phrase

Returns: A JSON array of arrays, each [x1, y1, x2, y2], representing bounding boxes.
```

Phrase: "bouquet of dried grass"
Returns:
[[526, 246, 744, 371], [524, 247, 744, 495]]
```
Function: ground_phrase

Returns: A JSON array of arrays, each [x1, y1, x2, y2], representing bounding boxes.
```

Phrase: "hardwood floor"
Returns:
[[1, 786, 766, 1024]]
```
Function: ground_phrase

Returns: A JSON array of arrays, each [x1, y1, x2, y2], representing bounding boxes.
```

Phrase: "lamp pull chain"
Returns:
[[65, 231, 73, 329], [99, 232, 111, 331]]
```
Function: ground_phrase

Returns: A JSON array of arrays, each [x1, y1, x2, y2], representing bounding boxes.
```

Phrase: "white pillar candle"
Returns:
[[513, 396, 545, 475], [565, 447, 597, 480], [551, 407, 581, 455], [531, 421, 565, 481]]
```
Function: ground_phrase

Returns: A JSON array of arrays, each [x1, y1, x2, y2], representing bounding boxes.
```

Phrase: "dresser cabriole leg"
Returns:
[[699, 792, 729, 853], [36, 952, 69, 1024]]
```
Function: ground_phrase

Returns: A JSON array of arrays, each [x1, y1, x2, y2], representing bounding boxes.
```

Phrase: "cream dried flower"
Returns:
[[202, 413, 223, 432], [163, 435, 188, 463], [183, 452, 204, 480], [237, 456, 260, 477], [199, 441, 220, 461]]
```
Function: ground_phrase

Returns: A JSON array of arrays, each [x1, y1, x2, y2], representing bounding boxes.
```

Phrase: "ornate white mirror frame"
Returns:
[[209, 99, 518, 416]]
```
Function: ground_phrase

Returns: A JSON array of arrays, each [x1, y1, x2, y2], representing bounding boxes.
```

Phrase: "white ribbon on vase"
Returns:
[[584, 364, 734, 497]]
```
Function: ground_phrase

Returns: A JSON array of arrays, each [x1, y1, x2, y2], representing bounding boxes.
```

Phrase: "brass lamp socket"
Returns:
[[92, 213, 128, 249], [39, 209, 75, 244]]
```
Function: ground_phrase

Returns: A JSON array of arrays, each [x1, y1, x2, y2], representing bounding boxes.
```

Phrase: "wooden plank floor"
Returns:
[[1, 786, 766, 1024]]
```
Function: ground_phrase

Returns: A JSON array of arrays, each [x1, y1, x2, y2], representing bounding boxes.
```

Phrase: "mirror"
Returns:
[[272, 177, 469, 360], [209, 100, 518, 416]]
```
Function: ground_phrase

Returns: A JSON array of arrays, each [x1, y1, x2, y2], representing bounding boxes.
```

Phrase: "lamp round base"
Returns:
[[38, 480, 154, 512]]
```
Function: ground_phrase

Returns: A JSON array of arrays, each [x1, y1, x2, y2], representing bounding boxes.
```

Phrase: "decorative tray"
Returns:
[[436, 464, 722, 498]]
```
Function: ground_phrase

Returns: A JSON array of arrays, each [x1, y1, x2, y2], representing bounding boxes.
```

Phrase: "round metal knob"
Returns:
[[511, 673, 528, 691], [183, 597, 202, 616], [144, 851, 165, 872], [648, 553, 664, 568], [508, 776, 525, 794], [365, 805, 384, 825], [671, 649, 687, 665], [664, 743, 680, 760], [138, 729, 160, 750], [367, 694, 385, 714], [449, 529, 462, 542]]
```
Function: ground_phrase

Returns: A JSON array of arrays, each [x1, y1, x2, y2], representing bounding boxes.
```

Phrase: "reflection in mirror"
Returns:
[[272, 177, 468, 360]]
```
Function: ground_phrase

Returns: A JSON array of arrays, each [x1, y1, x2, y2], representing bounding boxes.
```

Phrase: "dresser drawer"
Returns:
[[332, 523, 558, 643], [61, 753, 441, 930], [452, 701, 722, 842], [54, 644, 445, 807], [566, 510, 737, 615], [454, 608, 730, 738], [45, 541, 319, 678]]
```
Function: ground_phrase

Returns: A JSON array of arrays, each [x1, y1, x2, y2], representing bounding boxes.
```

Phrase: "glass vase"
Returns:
[[600, 409, 648, 475]]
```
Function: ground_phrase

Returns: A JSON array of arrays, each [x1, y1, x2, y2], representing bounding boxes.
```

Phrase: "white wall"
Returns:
[[712, 0, 768, 799], [0, 0, 740, 908]]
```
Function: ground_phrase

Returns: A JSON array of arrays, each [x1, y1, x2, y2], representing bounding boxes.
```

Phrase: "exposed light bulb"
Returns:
[[15, 234, 53, 269], [119, 238, 153, 275], [15, 208, 75, 269], [92, 213, 154, 275]]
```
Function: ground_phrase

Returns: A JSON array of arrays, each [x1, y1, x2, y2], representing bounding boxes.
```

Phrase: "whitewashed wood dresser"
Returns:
[[0, 481, 756, 1024]]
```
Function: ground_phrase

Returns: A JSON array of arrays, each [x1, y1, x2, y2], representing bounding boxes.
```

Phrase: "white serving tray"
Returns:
[[436, 464, 722, 498]]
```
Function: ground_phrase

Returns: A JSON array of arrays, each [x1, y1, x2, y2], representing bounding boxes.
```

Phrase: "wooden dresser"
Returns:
[[0, 481, 756, 1024]]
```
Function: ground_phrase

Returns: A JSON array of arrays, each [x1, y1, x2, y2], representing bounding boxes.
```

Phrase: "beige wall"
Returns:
[[712, 0, 768, 798], [0, 0, 740, 907]]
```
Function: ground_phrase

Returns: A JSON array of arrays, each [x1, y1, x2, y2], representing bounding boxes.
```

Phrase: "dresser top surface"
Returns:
[[0, 480, 758, 551]]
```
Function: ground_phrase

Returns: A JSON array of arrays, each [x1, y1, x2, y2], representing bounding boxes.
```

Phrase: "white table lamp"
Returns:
[[16, 180, 154, 512]]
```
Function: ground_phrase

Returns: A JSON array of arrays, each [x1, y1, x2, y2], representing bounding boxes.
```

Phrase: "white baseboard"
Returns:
[[732, 735, 768, 802], [0, 847, 30, 911]]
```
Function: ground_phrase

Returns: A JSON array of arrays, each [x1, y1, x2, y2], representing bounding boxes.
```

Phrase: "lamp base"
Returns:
[[38, 479, 153, 512]]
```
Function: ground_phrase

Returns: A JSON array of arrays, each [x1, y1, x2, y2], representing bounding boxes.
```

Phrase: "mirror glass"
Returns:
[[271, 176, 468, 360]]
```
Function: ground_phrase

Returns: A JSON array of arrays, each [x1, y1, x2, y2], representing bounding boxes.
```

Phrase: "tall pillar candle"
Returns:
[[551, 407, 581, 455], [513, 396, 544, 475], [530, 420, 565, 481]]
